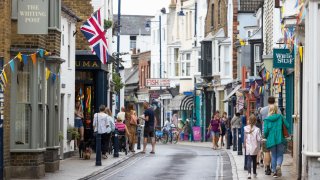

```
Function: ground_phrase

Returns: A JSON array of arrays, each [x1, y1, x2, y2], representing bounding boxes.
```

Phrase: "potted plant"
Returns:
[[67, 126, 80, 141], [104, 19, 113, 30]]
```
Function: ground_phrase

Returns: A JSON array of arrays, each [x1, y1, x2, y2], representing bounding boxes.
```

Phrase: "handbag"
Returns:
[[282, 117, 289, 138]]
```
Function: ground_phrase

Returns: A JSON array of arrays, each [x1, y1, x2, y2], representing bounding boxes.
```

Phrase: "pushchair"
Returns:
[[118, 130, 129, 155]]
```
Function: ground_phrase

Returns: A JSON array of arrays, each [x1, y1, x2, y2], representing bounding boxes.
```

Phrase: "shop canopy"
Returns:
[[223, 85, 242, 102], [168, 95, 194, 111]]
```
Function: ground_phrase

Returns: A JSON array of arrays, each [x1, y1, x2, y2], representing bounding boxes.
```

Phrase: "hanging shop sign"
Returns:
[[146, 79, 171, 87], [273, 49, 295, 68], [18, 0, 48, 34], [137, 94, 149, 103]]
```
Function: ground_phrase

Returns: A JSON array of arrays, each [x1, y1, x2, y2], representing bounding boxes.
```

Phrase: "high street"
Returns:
[[86, 144, 233, 180]]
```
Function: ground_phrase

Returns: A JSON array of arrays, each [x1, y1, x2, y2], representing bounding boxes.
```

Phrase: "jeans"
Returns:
[[270, 143, 285, 172], [247, 155, 257, 174]]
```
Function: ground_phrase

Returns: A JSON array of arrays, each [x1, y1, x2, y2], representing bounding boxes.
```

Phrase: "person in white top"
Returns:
[[93, 105, 110, 159], [244, 114, 262, 179], [104, 107, 115, 155]]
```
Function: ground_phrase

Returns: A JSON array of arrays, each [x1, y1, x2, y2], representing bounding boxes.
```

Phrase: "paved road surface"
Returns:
[[87, 144, 233, 180]]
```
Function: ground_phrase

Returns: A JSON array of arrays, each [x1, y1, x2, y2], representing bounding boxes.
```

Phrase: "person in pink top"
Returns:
[[244, 114, 262, 179], [115, 117, 130, 136]]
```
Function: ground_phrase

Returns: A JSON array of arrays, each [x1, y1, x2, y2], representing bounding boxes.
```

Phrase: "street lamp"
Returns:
[[145, 9, 165, 126], [178, 2, 197, 43]]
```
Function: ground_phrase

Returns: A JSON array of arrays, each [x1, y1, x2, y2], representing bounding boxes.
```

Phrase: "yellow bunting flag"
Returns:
[[45, 51, 50, 56], [266, 71, 269, 81], [17, 52, 22, 62], [299, 46, 303, 62], [46, 68, 51, 80], [259, 87, 262, 94], [279, 77, 283, 84], [240, 39, 245, 46], [3, 71, 8, 83], [31, 53, 37, 64]]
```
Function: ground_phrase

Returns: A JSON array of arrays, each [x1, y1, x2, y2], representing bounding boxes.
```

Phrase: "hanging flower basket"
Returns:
[[104, 20, 113, 30]]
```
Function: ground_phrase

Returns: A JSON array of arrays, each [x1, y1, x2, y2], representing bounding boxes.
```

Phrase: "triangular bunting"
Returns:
[[17, 52, 22, 62], [52, 73, 56, 82], [31, 53, 37, 65], [39, 49, 44, 58], [9, 60, 15, 72], [46, 68, 51, 80], [22, 54, 28, 65], [3, 71, 8, 83], [44, 51, 50, 56], [0, 74, 5, 85]]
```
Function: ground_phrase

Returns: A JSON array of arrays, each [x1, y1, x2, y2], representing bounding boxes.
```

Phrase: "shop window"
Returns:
[[15, 62, 32, 146], [130, 36, 137, 50]]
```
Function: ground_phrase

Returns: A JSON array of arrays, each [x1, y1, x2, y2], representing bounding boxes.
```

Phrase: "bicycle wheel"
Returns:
[[172, 132, 179, 144], [161, 132, 168, 144]]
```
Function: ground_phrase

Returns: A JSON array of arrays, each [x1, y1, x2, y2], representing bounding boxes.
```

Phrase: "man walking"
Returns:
[[142, 102, 156, 154], [259, 96, 281, 175]]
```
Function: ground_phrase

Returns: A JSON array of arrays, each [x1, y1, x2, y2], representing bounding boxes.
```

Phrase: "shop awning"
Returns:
[[168, 95, 194, 111], [180, 95, 194, 110], [223, 85, 242, 102]]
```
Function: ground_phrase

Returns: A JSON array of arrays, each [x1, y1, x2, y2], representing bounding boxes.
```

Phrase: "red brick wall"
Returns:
[[62, 0, 94, 50], [0, 0, 12, 179], [138, 51, 150, 89], [232, 0, 239, 79]]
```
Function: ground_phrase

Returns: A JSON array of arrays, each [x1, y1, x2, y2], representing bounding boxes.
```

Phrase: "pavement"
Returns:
[[33, 151, 139, 180]]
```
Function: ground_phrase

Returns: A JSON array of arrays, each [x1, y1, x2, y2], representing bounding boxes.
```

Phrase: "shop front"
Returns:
[[75, 51, 109, 142]]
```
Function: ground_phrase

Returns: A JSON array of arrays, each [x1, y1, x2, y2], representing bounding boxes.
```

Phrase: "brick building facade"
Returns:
[[0, 1, 76, 179]]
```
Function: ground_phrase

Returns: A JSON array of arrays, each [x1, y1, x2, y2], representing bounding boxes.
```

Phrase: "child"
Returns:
[[244, 114, 262, 179], [115, 118, 130, 136]]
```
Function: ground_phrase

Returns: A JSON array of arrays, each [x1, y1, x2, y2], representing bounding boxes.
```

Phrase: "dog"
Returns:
[[83, 147, 92, 160], [79, 140, 85, 158]]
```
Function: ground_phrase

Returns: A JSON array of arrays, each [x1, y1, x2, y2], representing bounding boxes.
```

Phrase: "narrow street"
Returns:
[[87, 144, 233, 180]]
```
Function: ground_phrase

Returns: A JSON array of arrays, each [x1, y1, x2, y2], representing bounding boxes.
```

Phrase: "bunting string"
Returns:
[[0, 49, 57, 91]]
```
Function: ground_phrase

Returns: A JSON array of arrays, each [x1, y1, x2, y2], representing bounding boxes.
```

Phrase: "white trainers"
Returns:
[[276, 166, 282, 177], [248, 173, 251, 179], [253, 173, 257, 178]]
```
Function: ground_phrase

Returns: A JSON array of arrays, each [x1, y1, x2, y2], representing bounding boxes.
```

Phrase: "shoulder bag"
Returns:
[[282, 117, 289, 138]]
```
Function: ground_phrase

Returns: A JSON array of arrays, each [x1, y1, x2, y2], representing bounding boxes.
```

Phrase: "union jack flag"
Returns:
[[80, 9, 108, 64]]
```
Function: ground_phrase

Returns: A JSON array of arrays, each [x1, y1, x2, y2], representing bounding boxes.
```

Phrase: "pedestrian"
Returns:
[[142, 102, 156, 154], [105, 107, 115, 154], [259, 96, 282, 175], [220, 112, 228, 147], [74, 101, 84, 149], [208, 112, 221, 149], [231, 112, 241, 145], [264, 104, 289, 178], [93, 105, 109, 159], [244, 114, 262, 179], [126, 103, 138, 152]]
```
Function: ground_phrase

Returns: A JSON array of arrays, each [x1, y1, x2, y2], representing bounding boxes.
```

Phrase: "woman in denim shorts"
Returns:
[[75, 101, 84, 142]]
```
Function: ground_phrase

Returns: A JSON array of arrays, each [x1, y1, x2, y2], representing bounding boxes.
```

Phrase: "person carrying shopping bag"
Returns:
[[264, 104, 289, 178], [244, 114, 262, 179]]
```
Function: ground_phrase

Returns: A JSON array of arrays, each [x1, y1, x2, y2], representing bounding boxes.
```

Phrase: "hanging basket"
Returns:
[[104, 20, 113, 30]]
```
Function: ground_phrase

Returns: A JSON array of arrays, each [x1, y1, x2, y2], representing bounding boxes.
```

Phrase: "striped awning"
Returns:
[[180, 95, 194, 110], [168, 95, 194, 111]]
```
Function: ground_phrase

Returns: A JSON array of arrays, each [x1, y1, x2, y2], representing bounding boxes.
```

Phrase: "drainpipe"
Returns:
[[298, 49, 303, 180]]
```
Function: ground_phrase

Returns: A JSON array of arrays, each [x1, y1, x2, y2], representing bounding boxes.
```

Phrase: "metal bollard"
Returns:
[[237, 128, 243, 155], [233, 128, 237, 151], [113, 129, 119, 157], [137, 126, 141, 150], [95, 133, 102, 166], [226, 128, 231, 149]]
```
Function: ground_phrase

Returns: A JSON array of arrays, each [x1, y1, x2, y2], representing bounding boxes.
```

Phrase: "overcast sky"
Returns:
[[113, 0, 170, 16]]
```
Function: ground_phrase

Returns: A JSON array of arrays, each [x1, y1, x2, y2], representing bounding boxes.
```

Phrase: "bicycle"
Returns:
[[161, 126, 180, 144], [155, 128, 168, 144]]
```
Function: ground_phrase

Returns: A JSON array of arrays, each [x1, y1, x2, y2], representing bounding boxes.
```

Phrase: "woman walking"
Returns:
[[244, 115, 262, 179], [126, 103, 138, 152], [208, 112, 221, 149], [220, 112, 227, 147], [93, 105, 109, 159], [264, 105, 289, 178]]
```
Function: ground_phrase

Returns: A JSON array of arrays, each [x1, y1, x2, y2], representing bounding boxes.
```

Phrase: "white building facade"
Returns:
[[303, 0, 320, 178], [59, 6, 80, 158]]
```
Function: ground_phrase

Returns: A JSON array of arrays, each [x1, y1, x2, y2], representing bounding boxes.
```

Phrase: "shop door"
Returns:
[[285, 73, 294, 134], [83, 85, 94, 141]]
